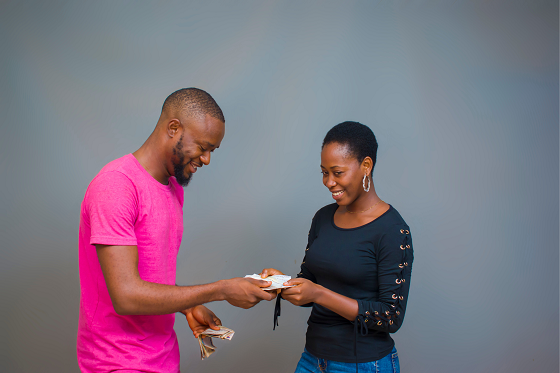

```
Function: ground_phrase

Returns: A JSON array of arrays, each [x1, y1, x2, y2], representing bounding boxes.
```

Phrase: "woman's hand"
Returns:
[[280, 278, 323, 306], [259, 268, 285, 278], [181, 305, 222, 338]]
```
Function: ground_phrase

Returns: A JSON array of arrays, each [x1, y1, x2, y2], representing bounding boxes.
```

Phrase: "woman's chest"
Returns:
[[306, 230, 379, 288]]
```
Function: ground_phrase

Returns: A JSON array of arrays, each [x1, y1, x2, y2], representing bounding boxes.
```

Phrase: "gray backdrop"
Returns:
[[0, 1, 558, 372]]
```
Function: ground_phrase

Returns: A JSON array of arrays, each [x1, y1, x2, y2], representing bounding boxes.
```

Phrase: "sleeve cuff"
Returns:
[[90, 236, 138, 246]]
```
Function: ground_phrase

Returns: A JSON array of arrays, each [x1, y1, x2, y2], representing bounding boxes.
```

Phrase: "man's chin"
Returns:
[[173, 164, 192, 187], [175, 173, 192, 187]]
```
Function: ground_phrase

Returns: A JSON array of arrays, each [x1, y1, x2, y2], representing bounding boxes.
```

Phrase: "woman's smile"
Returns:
[[331, 190, 345, 200]]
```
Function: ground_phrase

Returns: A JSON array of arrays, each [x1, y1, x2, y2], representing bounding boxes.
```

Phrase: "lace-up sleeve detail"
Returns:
[[356, 225, 413, 333]]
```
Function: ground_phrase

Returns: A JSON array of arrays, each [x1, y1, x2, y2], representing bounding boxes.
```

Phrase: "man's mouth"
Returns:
[[189, 162, 202, 174]]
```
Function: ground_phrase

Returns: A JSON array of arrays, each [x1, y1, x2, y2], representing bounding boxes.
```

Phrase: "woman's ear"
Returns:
[[361, 156, 373, 175]]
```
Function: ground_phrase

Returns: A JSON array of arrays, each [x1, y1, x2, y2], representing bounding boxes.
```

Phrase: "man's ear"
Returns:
[[167, 119, 181, 138]]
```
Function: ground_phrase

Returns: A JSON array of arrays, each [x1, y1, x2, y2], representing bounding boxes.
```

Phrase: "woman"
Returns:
[[262, 121, 413, 373]]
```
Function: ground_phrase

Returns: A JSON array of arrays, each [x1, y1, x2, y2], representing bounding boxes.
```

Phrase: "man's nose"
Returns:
[[200, 151, 211, 166]]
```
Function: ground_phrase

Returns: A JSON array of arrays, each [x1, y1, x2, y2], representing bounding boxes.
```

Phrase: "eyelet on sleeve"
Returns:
[[398, 264, 404, 269], [400, 245, 406, 250], [392, 294, 397, 299], [377, 321, 382, 325], [395, 279, 401, 284]]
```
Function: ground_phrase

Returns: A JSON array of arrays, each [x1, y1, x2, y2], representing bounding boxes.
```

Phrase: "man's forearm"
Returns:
[[113, 279, 227, 315]]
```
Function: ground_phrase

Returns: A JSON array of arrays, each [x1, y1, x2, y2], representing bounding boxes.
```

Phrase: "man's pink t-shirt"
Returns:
[[77, 154, 184, 372]]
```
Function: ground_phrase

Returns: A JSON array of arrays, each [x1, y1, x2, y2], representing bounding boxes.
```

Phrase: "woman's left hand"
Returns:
[[281, 278, 323, 306]]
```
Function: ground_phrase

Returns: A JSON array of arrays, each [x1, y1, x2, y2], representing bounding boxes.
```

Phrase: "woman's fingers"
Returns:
[[259, 268, 285, 278], [284, 278, 304, 286]]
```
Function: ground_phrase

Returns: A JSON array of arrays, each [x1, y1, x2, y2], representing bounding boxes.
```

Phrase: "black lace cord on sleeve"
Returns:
[[354, 314, 369, 372], [273, 294, 282, 330], [353, 228, 411, 372]]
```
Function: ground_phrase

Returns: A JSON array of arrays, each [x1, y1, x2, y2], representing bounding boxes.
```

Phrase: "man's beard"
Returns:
[[172, 136, 192, 187], [173, 162, 192, 187]]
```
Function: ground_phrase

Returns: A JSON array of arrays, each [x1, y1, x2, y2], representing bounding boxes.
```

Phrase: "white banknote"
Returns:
[[244, 274, 294, 290]]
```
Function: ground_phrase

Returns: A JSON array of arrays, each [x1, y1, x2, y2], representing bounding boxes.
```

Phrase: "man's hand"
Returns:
[[221, 277, 276, 309], [259, 268, 285, 278], [280, 278, 323, 306], [182, 305, 221, 338]]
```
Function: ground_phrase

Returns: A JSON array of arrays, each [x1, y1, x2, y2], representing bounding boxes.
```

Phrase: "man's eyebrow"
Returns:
[[204, 141, 216, 147]]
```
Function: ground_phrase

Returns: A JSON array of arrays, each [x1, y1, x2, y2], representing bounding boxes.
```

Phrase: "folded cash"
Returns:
[[245, 274, 293, 290], [197, 326, 235, 360]]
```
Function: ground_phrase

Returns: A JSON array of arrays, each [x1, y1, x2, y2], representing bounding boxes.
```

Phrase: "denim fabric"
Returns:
[[294, 347, 400, 373]]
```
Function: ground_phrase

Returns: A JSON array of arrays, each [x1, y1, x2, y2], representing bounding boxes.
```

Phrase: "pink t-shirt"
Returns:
[[77, 154, 184, 372]]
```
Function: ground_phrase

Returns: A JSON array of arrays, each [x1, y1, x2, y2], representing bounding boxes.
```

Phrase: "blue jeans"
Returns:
[[294, 347, 400, 373]]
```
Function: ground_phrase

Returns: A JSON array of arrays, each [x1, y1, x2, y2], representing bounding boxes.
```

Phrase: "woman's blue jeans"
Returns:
[[294, 347, 400, 373]]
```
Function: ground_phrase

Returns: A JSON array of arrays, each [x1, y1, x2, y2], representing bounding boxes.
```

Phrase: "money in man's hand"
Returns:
[[197, 326, 235, 360]]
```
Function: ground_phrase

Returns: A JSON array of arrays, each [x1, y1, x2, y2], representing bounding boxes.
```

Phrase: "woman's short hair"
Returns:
[[322, 121, 378, 174]]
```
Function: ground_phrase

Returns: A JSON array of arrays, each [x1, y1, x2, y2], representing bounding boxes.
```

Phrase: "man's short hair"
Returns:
[[162, 88, 225, 123]]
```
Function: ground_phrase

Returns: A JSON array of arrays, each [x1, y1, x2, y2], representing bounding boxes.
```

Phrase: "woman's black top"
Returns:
[[297, 203, 413, 363]]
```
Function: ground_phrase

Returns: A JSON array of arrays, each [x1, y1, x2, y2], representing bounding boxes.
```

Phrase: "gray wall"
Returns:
[[0, 1, 557, 372]]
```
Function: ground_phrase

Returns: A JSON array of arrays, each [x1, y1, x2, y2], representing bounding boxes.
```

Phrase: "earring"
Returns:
[[363, 174, 371, 192]]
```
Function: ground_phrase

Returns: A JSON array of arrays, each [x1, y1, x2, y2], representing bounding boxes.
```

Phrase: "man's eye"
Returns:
[[200, 146, 206, 151], [334, 172, 342, 176]]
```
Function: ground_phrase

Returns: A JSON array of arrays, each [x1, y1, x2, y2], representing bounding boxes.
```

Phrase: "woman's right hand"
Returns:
[[259, 268, 285, 278]]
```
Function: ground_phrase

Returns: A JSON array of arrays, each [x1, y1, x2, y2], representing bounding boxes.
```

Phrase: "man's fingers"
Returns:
[[246, 278, 272, 288], [260, 269, 269, 278]]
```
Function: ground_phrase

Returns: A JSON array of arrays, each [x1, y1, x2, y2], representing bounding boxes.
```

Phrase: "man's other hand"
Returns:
[[182, 305, 221, 338]]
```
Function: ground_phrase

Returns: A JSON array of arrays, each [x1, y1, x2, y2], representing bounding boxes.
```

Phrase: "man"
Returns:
[[77, 88, 275, 372]]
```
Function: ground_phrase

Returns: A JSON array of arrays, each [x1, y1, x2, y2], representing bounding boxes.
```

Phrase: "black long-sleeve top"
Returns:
[[297, 203, 413, 363]]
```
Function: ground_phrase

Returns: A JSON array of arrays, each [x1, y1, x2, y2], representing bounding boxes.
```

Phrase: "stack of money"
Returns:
[[244, 274, 293, 290], [197, 326, 235, 360]]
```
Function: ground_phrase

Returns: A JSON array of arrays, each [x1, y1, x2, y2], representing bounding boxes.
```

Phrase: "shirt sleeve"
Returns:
[[357, 225, 414, 333], [296, 212, 318, 283], [85, 171, 139, 246]]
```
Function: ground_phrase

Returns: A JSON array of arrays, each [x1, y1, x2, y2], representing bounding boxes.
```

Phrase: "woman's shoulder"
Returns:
[[376, 205, 411, 236], [313, 203, 338, 219]]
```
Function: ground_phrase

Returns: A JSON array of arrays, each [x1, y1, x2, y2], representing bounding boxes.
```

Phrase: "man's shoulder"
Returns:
[[85, 155, 138, 199], [96, 154, 136, 177]]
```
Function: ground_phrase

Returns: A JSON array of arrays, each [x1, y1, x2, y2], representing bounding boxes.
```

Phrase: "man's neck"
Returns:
[[133, 137, 170, 185]]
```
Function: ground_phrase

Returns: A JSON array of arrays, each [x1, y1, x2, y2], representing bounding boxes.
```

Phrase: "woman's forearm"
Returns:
[[314, 285, 359, 321]]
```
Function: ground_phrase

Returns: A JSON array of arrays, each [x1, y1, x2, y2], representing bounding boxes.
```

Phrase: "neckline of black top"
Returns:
[[331, 204, 394, 231]]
